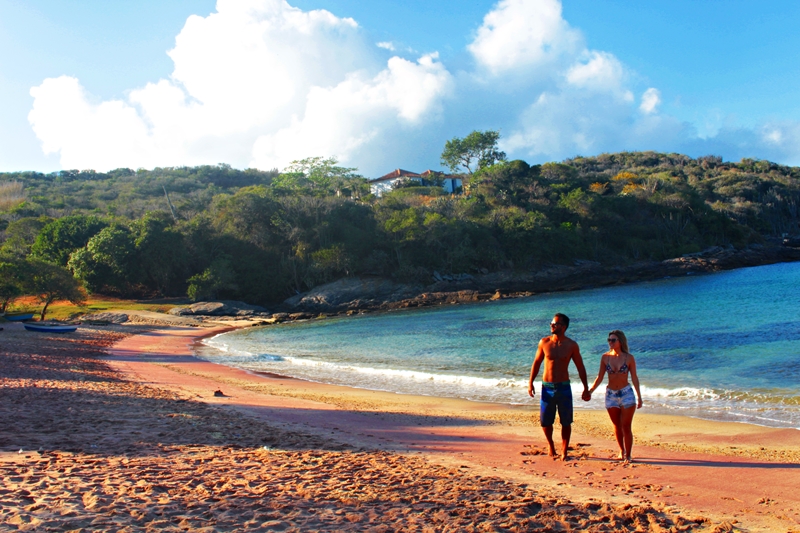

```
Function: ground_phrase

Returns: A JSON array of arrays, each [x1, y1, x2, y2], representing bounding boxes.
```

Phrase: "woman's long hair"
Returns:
[[609, 330, 630, 354]]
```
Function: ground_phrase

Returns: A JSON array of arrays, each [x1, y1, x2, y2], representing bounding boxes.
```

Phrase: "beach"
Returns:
[[2, 322, 800, 532]]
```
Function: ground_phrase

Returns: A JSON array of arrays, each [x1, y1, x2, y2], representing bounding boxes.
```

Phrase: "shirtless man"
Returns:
[[528, 313, 590, 460]]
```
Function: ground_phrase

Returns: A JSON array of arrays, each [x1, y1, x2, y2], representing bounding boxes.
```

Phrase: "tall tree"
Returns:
[[279, 157, 364, 197], [441, 130, 507, 175], [0, 260, 25, 313], [30, 215, 108, 266], [26, 259, 86, 320]]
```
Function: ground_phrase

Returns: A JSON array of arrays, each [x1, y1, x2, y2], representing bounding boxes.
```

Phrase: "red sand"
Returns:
[[2, 322, 799, 531], [106, 326, 800, 532]]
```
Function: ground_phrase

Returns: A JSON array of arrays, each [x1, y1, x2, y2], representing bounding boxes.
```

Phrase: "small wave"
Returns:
[[641, 385, 800, 406], [198, 338, 256, 358], [279, 356, 523, 389]]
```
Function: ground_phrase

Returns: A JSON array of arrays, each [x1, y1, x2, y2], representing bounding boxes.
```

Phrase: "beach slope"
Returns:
[[2, 323, 799, 531]]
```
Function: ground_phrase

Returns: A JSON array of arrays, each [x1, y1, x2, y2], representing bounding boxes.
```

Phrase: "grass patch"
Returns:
[[5, 296, 190, 321]]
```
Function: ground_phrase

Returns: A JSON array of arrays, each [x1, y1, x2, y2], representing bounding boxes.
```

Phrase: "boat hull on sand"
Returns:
[[4, 313, 35, 321], [24, 323, 79, 333]]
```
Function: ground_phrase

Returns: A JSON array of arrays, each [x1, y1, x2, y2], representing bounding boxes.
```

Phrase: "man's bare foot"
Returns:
[[615, 452, 625, 461], [548, 444, 557, 457], [624, 456, 633, 464], [561, 452, 570, 461]]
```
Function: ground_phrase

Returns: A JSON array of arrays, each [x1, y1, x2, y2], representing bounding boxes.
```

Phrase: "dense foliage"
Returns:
[[1, 151, 798, 308]]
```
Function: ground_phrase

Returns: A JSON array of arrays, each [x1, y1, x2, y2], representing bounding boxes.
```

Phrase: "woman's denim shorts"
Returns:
[[605, 384, 636, 409]]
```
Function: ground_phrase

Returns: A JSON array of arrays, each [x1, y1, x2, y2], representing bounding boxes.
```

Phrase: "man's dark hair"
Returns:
[[554, 313, 570, 329]]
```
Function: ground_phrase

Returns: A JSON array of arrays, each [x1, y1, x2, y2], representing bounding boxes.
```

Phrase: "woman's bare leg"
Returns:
[[620, 405, 636, 461], [606, 407, 624, 459]]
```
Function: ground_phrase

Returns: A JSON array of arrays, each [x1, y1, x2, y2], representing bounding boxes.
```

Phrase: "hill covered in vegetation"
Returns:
[[1, 151, 798, 309]]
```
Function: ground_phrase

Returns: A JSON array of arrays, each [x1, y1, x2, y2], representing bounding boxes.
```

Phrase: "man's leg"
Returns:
[[542, 425, 557, 457], [561, 424, 572, 460], [555, 383, 574, 461], [540, 387, 558, 457]]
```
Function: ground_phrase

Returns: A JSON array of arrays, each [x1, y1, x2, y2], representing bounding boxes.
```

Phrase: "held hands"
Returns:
[[581, 389, 591, 402]]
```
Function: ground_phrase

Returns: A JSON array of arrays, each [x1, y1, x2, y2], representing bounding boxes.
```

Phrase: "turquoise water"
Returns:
[[199, 262, 800, 428]]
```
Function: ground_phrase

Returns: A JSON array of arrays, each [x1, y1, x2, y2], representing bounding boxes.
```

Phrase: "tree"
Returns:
[[68, 224, 137, 294], [441, 130, 506, 175], [26, 259, 86, 321], [30, 215, 107, 266], [187, 255, 238, 301], [279, 157, 365, 197], [131, 211, 188, 295], [0, 216, 52, 259], [0, 260, 25, 313]]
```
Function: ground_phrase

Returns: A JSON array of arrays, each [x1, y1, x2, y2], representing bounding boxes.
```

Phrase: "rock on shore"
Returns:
[[281, 243, 800, 313], [169, 300, 269, 317]]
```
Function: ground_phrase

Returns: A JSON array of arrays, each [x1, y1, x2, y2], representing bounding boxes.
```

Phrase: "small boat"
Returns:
[[3, 312, 35, 321], [24, 322, 79, 333]]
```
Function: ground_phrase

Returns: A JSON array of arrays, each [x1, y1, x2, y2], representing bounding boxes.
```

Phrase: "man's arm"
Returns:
[[571, 345, 591, 402], [528, 341, 545, 397]]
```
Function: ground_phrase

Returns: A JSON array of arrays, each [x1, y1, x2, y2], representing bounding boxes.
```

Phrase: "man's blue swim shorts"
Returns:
[[540, 381, 573, 427]]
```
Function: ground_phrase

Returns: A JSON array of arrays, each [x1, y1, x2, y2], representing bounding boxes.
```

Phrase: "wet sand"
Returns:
[[2, 322, 799, 532]]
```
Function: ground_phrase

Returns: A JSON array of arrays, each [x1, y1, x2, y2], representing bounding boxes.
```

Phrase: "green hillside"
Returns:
[[2, 151, 798, 308]]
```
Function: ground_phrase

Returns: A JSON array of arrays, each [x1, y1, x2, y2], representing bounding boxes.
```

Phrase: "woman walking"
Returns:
[[588, 330, 643, 463]]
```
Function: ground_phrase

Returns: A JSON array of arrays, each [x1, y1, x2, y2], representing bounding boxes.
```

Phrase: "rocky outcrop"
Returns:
[[281, 278, 423, 313], [169, 300, 269, 317], [281, 243, 800, 313], [80, 312, 130, 324]]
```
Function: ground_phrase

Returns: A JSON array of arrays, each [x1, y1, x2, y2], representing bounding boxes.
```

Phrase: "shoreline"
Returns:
[[3, 322, 800, 531], [196, 327, 800, 463], [196, 321, 800, 435], [280, 242, 800, 314], [112, 325, 800, 529]]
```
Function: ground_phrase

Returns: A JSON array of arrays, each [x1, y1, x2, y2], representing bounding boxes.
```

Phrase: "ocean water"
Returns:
[[198, 261, 800, 429]]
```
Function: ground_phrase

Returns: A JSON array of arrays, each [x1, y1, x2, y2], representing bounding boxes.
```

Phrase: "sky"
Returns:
[[2, 0, 800, 178]]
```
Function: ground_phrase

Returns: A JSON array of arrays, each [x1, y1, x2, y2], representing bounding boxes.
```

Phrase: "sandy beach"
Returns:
[[2, 322, 800, 532]]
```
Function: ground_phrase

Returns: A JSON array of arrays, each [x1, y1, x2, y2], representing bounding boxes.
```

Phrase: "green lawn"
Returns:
[[4, 296, 190, 321]]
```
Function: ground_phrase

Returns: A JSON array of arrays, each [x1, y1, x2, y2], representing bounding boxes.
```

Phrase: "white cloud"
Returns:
[[467, 0, 582, 76], [640, 88, 661, 114], [251, 53, 452, 169], [566, 51, 629, 97], [26, 0, 800, 176], [29, 77, 159, 170], [27, 0, 448, 174], [470, 0, 652, 160]]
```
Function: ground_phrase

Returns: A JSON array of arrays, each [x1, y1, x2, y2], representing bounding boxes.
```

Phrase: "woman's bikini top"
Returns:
[[605, 354, 629, 375]]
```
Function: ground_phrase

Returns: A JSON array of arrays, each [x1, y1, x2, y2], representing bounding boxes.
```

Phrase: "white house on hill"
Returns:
[[368, 169, 462, 197]]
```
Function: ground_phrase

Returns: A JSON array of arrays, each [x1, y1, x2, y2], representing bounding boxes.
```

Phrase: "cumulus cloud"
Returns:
[[639, 88, 661, 114], [28, 0, 448, 173], [26, 0, 800, 175], [251, 53, 452, 169], [468, 0, 581, 77], [468, 0, 659, 161], [565, 51, 630, 99]]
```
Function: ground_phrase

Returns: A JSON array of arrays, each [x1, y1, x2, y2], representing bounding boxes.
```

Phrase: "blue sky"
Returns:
[[2, 0, 800, 177]]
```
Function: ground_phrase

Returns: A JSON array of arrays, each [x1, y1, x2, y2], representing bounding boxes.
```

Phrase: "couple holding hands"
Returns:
[[528, 313, 642, 462]]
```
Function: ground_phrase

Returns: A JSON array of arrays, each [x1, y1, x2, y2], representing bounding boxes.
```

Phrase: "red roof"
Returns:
[[369, 169, 456, 183], [370, 169, 421, 182]]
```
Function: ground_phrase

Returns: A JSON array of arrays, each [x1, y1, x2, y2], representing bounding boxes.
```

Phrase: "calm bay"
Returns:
[[199, 261, 800, 429]]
